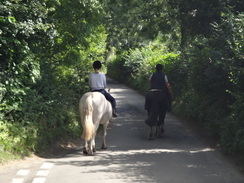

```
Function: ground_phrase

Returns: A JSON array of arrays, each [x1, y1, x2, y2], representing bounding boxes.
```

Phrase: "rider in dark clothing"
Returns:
[[145, 64, 172, 138], [148, 66, 172, 112]]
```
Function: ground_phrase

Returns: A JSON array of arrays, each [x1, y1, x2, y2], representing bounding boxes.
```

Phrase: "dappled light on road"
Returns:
[[104, 148, 215, 155]]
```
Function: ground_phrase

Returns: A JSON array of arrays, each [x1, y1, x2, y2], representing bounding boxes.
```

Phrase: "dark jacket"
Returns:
[[150, 71, 167, 92]]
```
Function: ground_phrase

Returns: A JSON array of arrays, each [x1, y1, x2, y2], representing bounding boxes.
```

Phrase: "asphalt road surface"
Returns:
[[1, 77, 244, 183]]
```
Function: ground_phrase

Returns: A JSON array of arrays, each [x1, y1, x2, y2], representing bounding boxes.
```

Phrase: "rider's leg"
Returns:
[[101, 90, 117, 117], [158, 93, 167, 134]]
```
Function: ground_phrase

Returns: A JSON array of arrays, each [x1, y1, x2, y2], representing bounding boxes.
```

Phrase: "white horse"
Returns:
[[79, 92, 112, 155]]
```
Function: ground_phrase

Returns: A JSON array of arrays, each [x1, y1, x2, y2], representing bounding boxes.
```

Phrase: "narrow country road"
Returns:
[[1, 77, 244, 183]]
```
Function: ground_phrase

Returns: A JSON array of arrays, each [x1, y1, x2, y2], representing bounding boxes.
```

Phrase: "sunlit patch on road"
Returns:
[[101, 148, 215, 155]]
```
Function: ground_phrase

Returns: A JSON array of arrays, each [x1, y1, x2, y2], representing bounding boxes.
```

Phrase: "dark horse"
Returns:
[[145, 90, 168, 139]]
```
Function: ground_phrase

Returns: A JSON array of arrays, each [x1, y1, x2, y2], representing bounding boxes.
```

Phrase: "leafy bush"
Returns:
[[0, 0, 107, 159], [108, 39, 179, 93], [221, 91, 244, 156], [0, 121, 37, 156]]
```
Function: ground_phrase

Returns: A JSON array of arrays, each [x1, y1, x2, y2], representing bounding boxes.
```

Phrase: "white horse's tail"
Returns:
[[81, 95, 95, 141]]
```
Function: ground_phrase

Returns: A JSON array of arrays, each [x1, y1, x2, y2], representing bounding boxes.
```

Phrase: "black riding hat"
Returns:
[[156, 64, 163, 71], [93, 61, 102, 69]]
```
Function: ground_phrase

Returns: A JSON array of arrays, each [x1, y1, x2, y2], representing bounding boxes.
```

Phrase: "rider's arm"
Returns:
[[148, 74, 153, 83], [103, 73, 107, 89], [166, 82, 173, 94], [165, 75, 172, 94]]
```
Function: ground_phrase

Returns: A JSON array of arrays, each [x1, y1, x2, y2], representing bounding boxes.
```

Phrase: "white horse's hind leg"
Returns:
[[87, 140, 93, 155], [102, 123, 108, 149], [83, 140, 89, 155], [92, 136, 96, 153]]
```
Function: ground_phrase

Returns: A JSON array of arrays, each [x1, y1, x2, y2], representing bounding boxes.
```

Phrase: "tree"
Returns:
[[103, 0, 179, 50]]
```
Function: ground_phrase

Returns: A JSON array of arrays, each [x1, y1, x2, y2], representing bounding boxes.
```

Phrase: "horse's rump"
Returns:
[[145, 91, 167, 126], [79, 92, 112, 141]]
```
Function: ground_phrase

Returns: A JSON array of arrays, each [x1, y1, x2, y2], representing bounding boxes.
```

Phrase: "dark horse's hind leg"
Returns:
[[157, 99, 167, 136], [156, 124, 164, 137], [148, 126, 155, 140], [145, 91, 167, 139]]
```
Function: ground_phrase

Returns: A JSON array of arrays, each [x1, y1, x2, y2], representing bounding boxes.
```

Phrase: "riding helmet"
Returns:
[[93, 61, 102, 69]]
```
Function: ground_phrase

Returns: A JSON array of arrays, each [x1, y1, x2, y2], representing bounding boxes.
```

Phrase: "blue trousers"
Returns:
[[93, 89, 116, 109]]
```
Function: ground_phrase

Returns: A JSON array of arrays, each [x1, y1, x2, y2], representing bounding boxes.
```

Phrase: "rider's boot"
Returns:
[[112, 108, 118, 117]]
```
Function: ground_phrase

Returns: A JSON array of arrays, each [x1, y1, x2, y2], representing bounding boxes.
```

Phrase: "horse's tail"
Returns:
[[81, 95, 95, 141]]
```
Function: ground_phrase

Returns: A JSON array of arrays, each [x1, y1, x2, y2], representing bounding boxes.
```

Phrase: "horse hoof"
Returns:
[[156, 125, 164, 137], [148, 132, 154, 140], [83, 148, 88, 155], [88, 150, 93, 156], [156, 130, 162, 137], [161, 127, 165, 134], [148, 128, 154, 140]]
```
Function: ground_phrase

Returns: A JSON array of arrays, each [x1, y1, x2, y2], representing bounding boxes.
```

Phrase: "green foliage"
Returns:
[[108, 36, 180, 93], [170, 9, 244, 158], [0, 0, 107, 159], [104, 0, 180, 49], [0, 149, 20, 164], [107, 51, 130, 82], [221, 91, 244, 155], [0, 120, 37, 155]]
